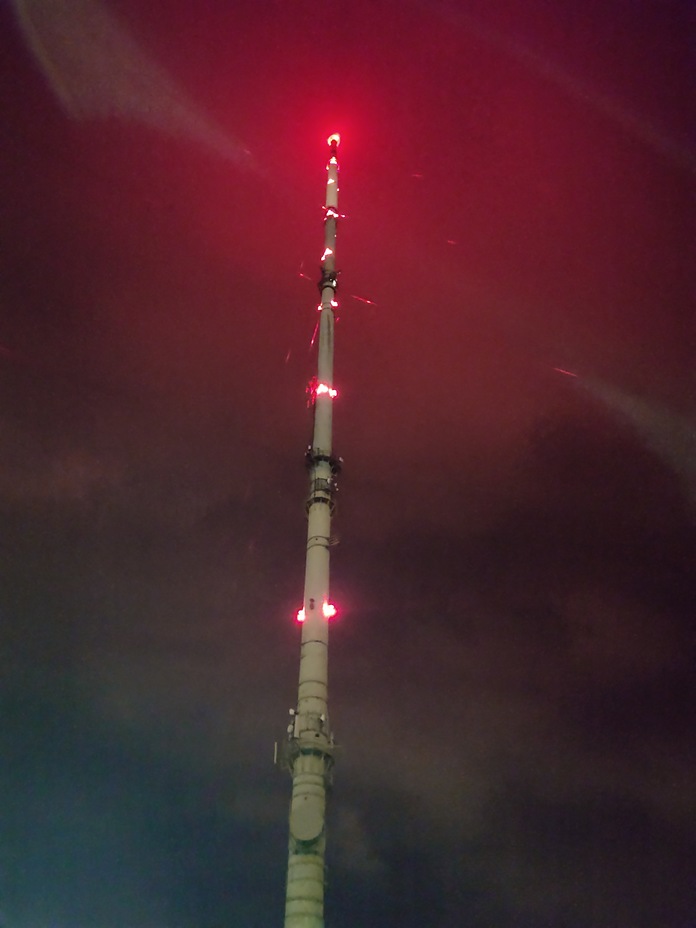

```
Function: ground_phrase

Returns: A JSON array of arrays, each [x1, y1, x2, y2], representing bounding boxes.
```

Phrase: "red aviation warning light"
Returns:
[[295, 602, 337, 623], [307, 376, 338, 403], [327, 132, 341, 147]]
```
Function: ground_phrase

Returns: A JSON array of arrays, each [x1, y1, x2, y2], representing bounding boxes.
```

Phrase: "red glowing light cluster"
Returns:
[[327, 133, 341, 147], [307, 377, 338, 404], [296, 602, 337, 623]]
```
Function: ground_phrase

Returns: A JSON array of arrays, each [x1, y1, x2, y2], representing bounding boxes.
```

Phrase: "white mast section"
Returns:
[[282, 133, 342, 928]]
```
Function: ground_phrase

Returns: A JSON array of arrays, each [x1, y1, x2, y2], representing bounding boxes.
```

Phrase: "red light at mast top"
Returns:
[[327, 133, 341, 147]]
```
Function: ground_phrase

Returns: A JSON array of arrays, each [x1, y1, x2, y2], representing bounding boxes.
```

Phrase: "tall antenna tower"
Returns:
[[280, 133, 342, 928]]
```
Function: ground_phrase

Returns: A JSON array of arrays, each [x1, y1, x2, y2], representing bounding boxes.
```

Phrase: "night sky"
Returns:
[[1, 1, 695, 926]]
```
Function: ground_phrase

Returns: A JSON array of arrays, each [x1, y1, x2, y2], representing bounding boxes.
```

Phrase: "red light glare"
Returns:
[[327, 133, 341, 147], [307, 377, 337, 402], [553, 367, 579, 378], [297, 603, 336, 621]]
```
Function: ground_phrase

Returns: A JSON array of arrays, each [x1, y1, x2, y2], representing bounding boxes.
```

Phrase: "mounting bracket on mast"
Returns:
[[304, 447, 342, 514], [305, 447, 342, 474], [318, 269, 338, 292]]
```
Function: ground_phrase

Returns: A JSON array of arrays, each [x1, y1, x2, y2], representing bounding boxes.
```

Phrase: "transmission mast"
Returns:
[[280, 133, 342, 928]]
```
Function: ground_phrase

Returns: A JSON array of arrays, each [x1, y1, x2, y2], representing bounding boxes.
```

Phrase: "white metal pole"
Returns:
[[283, 134, 341, 928]]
